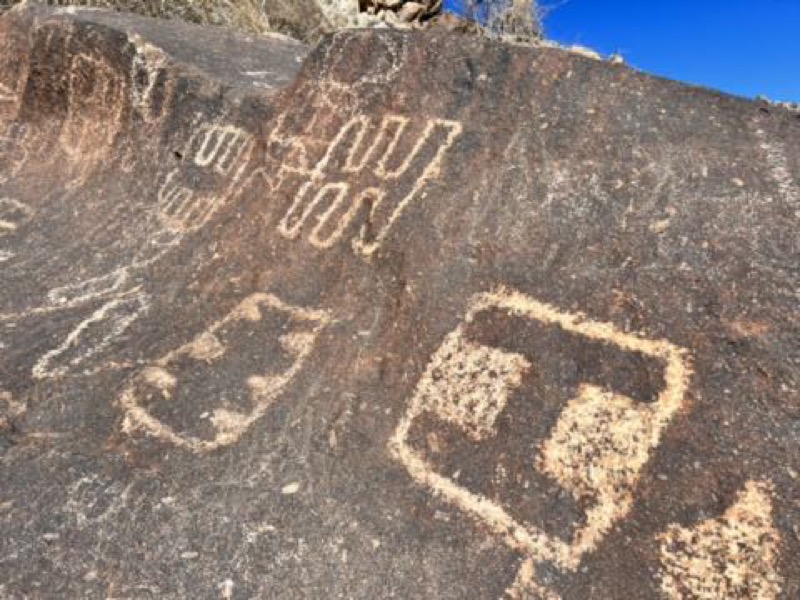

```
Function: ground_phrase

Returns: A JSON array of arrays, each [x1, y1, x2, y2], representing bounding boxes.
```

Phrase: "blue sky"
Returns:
[[443, 1, 800, 102]]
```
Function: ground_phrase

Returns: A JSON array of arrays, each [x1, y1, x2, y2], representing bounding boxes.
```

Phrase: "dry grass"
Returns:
[[0, 0, 321, 39], [0, 0, 546, 45], [463, 0, 543, 42]]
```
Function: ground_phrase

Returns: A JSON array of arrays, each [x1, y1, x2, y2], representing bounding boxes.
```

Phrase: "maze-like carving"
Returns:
[[274, 113, 462, 256], [390, 288, 693, 598]]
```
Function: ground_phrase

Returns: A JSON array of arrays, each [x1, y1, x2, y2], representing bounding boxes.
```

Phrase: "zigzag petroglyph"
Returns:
[[158, 123, 254, 234], [275, 113, 462, 256]]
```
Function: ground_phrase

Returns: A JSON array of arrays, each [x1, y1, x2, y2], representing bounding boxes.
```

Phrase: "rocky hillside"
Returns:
[[0, 0, 542, 42]]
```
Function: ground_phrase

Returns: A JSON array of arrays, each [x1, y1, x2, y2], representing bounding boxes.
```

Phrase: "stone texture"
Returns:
[[0, 0, 493, 42], [0, 4, 798, 599], [0, 0, 331, 42]]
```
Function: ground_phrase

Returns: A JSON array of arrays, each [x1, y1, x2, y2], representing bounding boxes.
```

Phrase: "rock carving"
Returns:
[[275, 113, 462, 256], [659, 480, 783, 600], [389, 287, 692, 598], [120, 293, 330, 453]]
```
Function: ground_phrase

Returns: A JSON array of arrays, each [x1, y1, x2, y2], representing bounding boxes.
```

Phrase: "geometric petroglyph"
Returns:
[[157, 123, 254, 234], [1, 120, 254, 346], [658, 480, 783, 600], [275, 114, 462, 257], [191, 124, 253, 176], [32, 292, 149, 380], [129, 37, 173, 125], [45, 267, 130, 310], [539, 384, 658, 505], [412, 332, 531, 442], [388, 287, 693, 599], [50, 122, 254, 310], [119, 293, 330, 453]]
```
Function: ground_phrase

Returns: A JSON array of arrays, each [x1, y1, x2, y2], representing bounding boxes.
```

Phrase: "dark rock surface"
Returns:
[[1, 4, 798, 599]]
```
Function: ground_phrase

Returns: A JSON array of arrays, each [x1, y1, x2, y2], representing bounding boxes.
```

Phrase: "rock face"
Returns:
[[0, 0, 331, 42], [1, 5, 798, 599]]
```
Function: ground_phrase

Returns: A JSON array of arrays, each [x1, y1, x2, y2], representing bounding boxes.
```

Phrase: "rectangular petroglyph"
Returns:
[[119, 293, 330, 453], [273, 113, 462, 257], [389, 288, 692, 598]]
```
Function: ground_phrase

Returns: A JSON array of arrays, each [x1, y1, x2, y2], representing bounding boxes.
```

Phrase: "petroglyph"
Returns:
[[33, 292, 148, 379], [2, 119, 254, 379], [274, 113, 462, 256], [159, 123, 254, 233], [190, 125, 253, 176], [659, 480, 783, 600], [539, 384, 658, 503], [319, 34, 408, 93], [129, 36, 172, 125], [412, 332, 531, 442], [60, 53, 126, 161], [389, 287, 692, 597], [45, 269, 131, 311], [157, 171, 198, 233], [0, 198, 33, 235], [119, 293, 330, 453]]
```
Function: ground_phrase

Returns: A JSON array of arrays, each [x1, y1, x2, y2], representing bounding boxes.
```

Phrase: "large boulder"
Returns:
[[0, 4, 797, 598], [0, 0, 332, 41]]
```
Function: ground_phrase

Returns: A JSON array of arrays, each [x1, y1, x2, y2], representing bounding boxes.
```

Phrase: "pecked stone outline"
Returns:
[[119, 293, 331, 453], [388, 287, 693, 598]]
